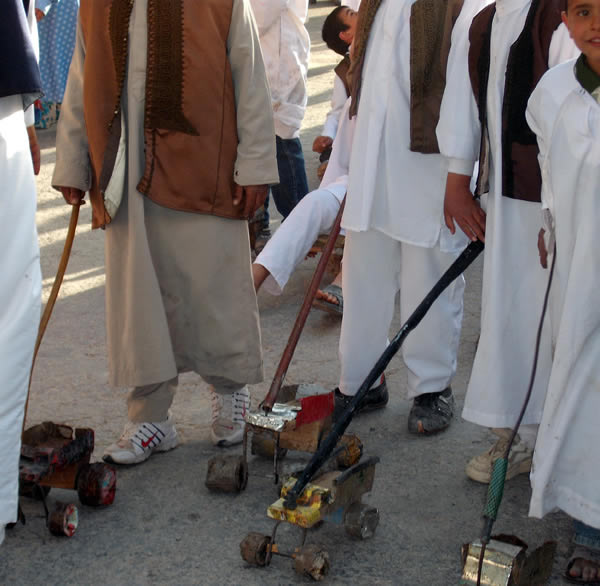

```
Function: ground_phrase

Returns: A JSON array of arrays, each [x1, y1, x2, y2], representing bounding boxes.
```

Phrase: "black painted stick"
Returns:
[[283, 239, 484, 508]]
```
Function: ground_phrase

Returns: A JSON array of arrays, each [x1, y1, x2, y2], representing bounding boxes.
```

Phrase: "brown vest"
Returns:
[[349, 0, 463, 154], [334, 55, 352, 97], [79, 0, 240, 229], [468, 0, 564, 202], [409, 0, 464, 153]]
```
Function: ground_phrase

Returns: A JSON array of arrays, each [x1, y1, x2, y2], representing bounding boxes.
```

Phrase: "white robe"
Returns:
[[0, 5, 41, 538], [437, 0, 578, 428], [339, 0, 467, 397], [526, 61, 600, 527], [249, 0, 310, 139]]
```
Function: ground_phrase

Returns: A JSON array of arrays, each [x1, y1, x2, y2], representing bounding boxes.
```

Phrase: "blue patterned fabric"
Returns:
[[36, 0, 78, 103]]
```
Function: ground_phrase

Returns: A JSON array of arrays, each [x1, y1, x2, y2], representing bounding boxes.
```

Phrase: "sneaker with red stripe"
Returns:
[[103, 417, 178, 465]]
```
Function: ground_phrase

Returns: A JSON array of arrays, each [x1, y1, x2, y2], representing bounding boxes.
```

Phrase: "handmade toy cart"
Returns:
[[18, 421, 116, 537], [14, 207, 117, 538], [240, 456, 380, 581]]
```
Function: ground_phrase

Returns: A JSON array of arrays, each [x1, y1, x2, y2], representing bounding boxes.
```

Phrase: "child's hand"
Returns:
[[312, 136, 333, 153], [26, 126, 40, 175], [58, 187, 86, 206], [444, 172, 486, 242], [537, 228, 548, 269], [233, 183, 268, 219]]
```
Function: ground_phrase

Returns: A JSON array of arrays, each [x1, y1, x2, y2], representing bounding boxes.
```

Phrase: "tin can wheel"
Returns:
[[293, 544, 330, 581], [76, 463, 117, 506], [205, 455, 248, 493], [250, 432, 288, 461], [344, 502, 380, 540], [240, 532, 272, 567], [48, 502, 78, 537]]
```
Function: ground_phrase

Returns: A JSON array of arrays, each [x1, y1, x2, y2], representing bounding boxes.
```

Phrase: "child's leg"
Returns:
[[567, 521, 600, 582], [339, 229, 402, 395], [254, 188, 341, 295], [399, 243, 465, 399]]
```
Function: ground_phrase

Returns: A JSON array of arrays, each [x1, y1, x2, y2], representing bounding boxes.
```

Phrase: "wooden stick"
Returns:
[[22, 204, 80, 432], [260, 197, 346, 413]]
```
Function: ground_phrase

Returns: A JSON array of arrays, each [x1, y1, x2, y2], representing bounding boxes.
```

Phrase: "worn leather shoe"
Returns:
[[408, 387, 454, 435], [333, 376, 389, 422]]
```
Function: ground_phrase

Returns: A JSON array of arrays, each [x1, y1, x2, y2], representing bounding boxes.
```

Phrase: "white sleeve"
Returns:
[[248, 0, 288, 35], [52, 18, 91, 191], [228, 0, 279, 185], [548, 22, 579, 68], [322, 76, 347, 139], [526, 80, 553, 215], [320, 98, 354, 189], [437, 0, 492, 176]]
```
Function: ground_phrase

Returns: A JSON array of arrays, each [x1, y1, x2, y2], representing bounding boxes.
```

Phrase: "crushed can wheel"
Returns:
[[344, 502, 380, 540], [250, 433, 288, 461], [48, 502, 78, 537], [77, 463, 117, 506], [240, 532, 272, 567], [335, 434, 363, 468], [205, 455, 248, 493], [293, 544, 330, 581]]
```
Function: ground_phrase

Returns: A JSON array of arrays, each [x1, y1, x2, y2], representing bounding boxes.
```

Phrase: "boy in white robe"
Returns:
[[334, 0, 469, 432], [253, 98, 354, 301], [0, 0, 42, 544], [526, 0, 600, 578], [437, 0, 577, 482]]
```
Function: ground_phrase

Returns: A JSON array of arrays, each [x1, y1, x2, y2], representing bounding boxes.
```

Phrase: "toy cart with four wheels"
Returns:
[[18, 421, 116, 537]]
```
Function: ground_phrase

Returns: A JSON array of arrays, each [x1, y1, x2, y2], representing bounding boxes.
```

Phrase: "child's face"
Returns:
[[339, 8, 358, 45], [562, 0, 600, 75]]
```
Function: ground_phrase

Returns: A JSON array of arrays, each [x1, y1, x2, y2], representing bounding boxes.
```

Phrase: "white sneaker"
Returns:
[[210, 386, 250, 447], [103, 417, 178, 465], [465, 431, 533, 484]]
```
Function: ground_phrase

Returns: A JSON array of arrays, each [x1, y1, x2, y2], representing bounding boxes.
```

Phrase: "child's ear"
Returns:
[[340, 29, 352, 44], [561, 10, 569, 29]]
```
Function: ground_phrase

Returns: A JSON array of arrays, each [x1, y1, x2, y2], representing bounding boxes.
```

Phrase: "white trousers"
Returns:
[[255, 187, 342, 295], [339, 229, 465, 398], [0, 96, 41, 535]]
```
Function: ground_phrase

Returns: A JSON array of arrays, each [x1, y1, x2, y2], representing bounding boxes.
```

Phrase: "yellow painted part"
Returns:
[[267, 477, 333, 528], [267, 497, 324, 528]]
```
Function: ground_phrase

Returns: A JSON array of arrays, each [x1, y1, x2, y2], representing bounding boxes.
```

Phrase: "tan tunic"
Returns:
[[54, 0, 278, 388]]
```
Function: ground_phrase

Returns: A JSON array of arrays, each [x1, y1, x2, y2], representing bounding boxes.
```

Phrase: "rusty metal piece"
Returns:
[[19, 482, 50, 500], [293, 544, 330, 581], [461, 536, 556, 585], [344, 503, 379, 540], [250, 431, 288, 461], [76, 463, 117, 506], [335, 434, 363, 468], [48, 502, 78, 537], [20, 424, 94, 487], [205, 455, 248, 493], [240, 532, 272, 567]]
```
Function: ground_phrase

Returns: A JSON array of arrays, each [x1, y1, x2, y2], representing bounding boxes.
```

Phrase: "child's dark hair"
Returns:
[[322, 6, 351, 56]]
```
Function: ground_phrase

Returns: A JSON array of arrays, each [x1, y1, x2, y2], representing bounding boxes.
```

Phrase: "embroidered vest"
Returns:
[[79, 0, 240, 229], [468, 0, 565, 201]]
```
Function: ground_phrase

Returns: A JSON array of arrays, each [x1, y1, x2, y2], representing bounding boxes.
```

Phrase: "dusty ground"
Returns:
[[1, 2, 572, 584]]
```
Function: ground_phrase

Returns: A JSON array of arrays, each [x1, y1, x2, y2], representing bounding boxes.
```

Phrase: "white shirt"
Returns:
[[249, 0, 310, 139], [343, 0, 466, 252]]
